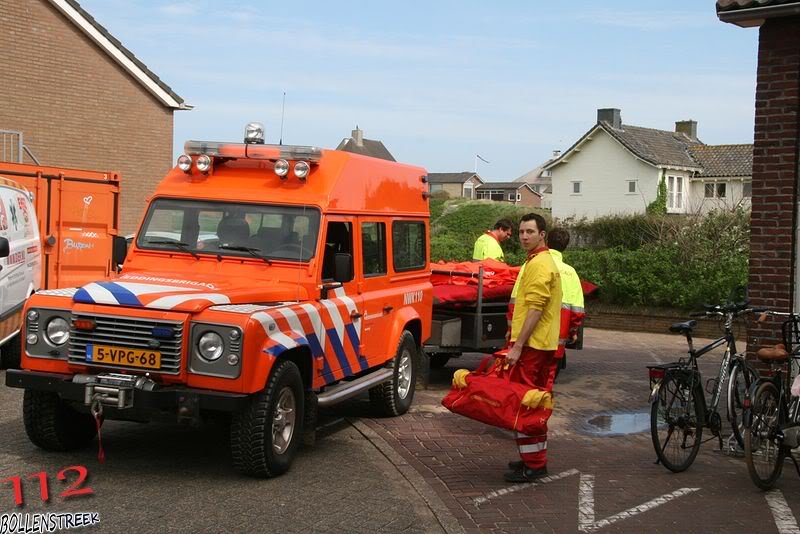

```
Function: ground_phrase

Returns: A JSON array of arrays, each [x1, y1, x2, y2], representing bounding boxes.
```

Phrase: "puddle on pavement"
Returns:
[[585, 411, 650, 436]]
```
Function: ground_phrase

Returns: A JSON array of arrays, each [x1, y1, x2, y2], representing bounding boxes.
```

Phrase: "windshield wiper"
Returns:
[[146, 239, 200, 260], [218, 244, 272, 265]]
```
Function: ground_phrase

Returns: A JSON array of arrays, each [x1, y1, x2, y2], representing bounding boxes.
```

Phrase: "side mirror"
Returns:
[[333, 253, 353, 283], [0, 237, 9, 258], [112, 235, 128, 270]]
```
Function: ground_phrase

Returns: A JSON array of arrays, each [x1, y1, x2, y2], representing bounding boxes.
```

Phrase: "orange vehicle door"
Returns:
[[354, 219, 395, 367], [317, 218, 366, 379]]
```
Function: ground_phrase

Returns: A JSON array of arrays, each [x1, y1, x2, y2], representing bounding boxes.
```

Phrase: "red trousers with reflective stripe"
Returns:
[[509, 346, 556, 469]]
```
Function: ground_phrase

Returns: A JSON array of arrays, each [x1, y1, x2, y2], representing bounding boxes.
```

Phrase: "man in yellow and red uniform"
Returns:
[[472, 218, 513, 261], [504, 213, 561, 483], [546, 228, 585, 390]]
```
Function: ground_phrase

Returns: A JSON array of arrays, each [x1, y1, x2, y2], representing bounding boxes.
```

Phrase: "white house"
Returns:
[[545, 108, 752, 220]]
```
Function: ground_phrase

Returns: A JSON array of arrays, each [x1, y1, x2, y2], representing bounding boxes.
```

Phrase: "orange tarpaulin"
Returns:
[[431, 259, 520, 288]]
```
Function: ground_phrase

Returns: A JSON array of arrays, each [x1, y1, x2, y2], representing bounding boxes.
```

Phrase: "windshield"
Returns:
[[137, 198, 320, 262]]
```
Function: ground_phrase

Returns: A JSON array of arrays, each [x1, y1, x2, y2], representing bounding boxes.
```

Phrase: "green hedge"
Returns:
[[430, 203, 750, 310]]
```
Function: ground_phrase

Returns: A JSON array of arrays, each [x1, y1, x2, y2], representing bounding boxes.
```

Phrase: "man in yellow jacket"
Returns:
[[546, 228, 585, 390], [472, 218, 513, 261], [505, 213, 561, 483]]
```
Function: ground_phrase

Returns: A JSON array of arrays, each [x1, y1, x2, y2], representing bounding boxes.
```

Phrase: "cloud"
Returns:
[[576, 10, 717, 31], [157, 2, 198, 16]]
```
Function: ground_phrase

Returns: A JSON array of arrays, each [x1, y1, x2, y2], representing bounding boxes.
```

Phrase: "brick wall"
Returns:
[[584, 306, 733, 340], [747, 16, 800, 351], [0, 0, 176, 234]]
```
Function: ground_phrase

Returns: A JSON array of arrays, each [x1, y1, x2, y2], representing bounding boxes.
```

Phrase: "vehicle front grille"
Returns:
[[68, 313, 184, 374]]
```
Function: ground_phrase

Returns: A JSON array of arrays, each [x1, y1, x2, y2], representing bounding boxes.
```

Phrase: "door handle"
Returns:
[[383, 305, 393, 314], [350, 310, 363, 320]]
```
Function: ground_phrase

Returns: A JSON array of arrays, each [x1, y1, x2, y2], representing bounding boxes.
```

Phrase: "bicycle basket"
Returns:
[[781, 315, 800, 356]]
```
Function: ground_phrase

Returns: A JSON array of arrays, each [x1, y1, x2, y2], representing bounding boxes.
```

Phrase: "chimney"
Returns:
[[352, 126, 364, 147], [675, 120, 698, 141], [597, 108, 621, 129]]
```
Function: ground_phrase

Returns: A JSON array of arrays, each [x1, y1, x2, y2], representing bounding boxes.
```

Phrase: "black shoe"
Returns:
[[508, 460, 524, 470], [503, 466, 548, 483]]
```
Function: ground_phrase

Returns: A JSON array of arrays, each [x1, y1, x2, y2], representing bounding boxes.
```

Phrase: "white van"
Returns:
[[0, 178, 41, 368]]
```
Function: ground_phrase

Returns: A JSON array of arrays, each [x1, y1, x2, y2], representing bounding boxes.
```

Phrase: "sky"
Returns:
[[78, 0, 759, 182]]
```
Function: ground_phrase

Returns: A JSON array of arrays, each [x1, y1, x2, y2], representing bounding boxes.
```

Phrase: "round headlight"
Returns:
[[294, 161, 310, 180], [45, 317, 70, 346], [198, 331, 224, 361], [196, 154, 212, 174], [177, 154, 192, 172], [274, 159, 289, 178]]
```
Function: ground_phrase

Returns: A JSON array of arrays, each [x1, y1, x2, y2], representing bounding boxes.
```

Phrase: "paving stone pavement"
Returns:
[[365, 327, 800, 533], [2, 326, 799, 533]]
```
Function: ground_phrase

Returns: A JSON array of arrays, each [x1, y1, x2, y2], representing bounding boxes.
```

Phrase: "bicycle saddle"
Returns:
[[669, 320, 696, 334], [756, 343, 789, 362]]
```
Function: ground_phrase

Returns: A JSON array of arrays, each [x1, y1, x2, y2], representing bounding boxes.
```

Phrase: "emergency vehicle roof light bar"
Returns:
[[184, 141, 322, 163]]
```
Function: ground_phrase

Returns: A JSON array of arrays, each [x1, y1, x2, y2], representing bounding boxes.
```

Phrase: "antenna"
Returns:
[[279, 91, 286, 145]]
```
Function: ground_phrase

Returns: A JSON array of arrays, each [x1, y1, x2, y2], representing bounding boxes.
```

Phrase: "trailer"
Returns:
[[423, 265, 584, 377]]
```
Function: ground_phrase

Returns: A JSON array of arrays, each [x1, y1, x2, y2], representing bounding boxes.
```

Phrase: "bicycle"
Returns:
[[647, 301, 761, 472], [743, 311, 800, 490]]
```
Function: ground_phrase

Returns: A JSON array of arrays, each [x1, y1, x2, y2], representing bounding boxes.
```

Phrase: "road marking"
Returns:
[[578, 474, 699, 532], [766, 490, 800, 534], [473, 468, 579, 506]]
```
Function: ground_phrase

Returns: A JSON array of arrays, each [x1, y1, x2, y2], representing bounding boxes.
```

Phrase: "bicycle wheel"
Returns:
[[744, 382, 786, 490], [651, 373, 705, 472], [727, 359, 758, 449]]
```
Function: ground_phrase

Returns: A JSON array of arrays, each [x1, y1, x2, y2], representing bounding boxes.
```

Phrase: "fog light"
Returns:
[[26, 334, 38, 345], [274, 159, 289, 178], [294, 161, 310, 180], [229, 330, 240, 341], [196, 154, 212, 174], [226, 354, 239, 366], [177, 154, 192, 172], [27, 310, 39, 322]]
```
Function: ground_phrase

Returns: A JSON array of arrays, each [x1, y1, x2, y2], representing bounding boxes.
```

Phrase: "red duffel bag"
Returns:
[[441, 353, 553, 435]]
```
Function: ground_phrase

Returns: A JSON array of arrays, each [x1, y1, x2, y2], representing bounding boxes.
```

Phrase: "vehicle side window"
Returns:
[[392, 220, 426, 272], [322, 221, 352, 281], [361, 222, 386, 277]]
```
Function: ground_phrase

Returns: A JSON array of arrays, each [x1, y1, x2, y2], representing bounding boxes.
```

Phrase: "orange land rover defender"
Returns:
[[6, 123, 432, 477]]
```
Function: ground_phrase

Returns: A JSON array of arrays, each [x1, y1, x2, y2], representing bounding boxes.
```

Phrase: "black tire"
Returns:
[[650, 373, 704, 472], [231, 360, 304, 478], [745, 382, 786, 490], [0, 333, 22, 370], [727, 360, 758, 449], [369, 331, 417, 416], [23, 390, 97, 451], [429, 353, 451, 369]]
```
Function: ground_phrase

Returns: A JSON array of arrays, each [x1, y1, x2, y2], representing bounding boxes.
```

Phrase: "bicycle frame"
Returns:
[[649, 311, 744, 422]]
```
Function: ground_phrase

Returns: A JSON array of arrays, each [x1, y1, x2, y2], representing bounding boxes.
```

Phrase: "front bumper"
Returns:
[[5, 369, 250, 415]]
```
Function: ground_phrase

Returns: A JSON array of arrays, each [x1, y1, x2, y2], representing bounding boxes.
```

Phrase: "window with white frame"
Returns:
[[477, 189, 505, 201], [703, 181, 728, 199], [627, 180, 637, 193], [743, 181, 752, 198], [667, 176, 684, 211], [572, 181, 582, 194], [463, 182, 474, 199]]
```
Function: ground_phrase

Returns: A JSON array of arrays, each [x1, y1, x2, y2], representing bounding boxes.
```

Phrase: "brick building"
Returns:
[[0, 0, 189, 233], [717, 1, 800, 348]]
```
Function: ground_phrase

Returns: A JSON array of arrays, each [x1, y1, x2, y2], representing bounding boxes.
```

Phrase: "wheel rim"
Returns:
[[272, 386, 296, 454], [654, 380, 700, 469], [397, 349, 413, 400], [749, 389, 782, 480]]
